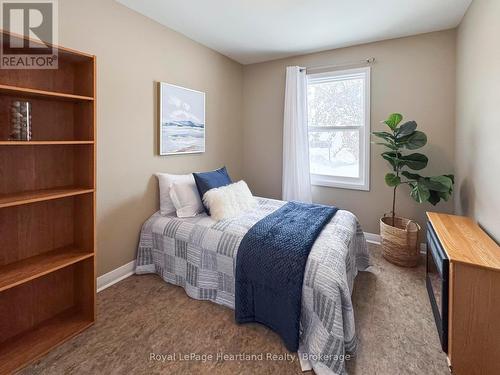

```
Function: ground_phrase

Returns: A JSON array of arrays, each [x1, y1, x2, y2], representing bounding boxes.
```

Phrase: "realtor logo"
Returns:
[[0, 0, 58, 69]]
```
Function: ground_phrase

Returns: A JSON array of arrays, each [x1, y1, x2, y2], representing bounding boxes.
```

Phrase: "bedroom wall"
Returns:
[[456, 0, 500, 242], [242, 30, 456, 234], [58, 0, 244, 275]]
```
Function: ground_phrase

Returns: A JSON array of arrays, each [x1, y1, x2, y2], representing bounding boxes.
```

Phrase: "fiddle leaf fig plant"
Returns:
[[373, 113, 454, 227]]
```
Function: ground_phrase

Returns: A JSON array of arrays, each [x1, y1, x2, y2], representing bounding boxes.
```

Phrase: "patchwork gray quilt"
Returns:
[[135, 197, 370, 375]]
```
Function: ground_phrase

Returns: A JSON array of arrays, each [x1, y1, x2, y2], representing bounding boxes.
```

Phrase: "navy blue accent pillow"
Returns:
[[193, 166, 232, 214]]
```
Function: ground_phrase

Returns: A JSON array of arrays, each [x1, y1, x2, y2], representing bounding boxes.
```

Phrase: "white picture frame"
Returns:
[[159, 82, 206, 155]]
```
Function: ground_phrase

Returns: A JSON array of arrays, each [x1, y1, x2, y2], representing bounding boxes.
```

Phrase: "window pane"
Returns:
[[308, 77, 364, 127], [309, 130, 360, 178]]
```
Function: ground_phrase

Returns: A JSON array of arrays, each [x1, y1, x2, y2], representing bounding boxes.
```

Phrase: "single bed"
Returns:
[[135, 197, 370, 375]]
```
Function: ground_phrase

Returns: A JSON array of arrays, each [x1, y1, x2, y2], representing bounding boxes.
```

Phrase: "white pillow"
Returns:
[[203, 180, 257, 221], [169, 181, 204, 218], [156, 173, 194, 215]]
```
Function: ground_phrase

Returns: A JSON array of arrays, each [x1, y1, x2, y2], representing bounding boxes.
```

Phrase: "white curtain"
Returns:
[[282, 66, 312, 203]]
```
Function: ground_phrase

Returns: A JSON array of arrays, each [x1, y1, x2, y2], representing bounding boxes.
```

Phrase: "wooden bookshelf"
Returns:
[[0, 30, 96, 374]]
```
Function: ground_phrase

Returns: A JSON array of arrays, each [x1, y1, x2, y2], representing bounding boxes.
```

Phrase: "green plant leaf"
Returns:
[[401, 171, 422, 181], [428, 187, 453, 205], [398, 131, 427, 150], [440, 175, 454, 199], [385, 173, 401, 187], [372, 131, 395, 142], [438, 190, 452, 201], [383, 113, 403, 130], [381, 151, 401, 169], [426, 176, 453, 192], [428, 190, 441, 205], [409, 182, 431, 203], [376, 142, 398, 150], [399, 153, 428, 170], [396, 121, 417, 138]]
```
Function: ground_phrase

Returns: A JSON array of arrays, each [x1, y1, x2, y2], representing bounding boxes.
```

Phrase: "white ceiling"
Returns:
[[116, 0, 472, 64]]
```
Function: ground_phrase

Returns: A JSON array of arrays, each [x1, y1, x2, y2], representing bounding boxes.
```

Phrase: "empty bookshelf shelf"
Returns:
[[0, 247, 94, 292], [0, 84, 94, 102], [0, 187, 94, 208]]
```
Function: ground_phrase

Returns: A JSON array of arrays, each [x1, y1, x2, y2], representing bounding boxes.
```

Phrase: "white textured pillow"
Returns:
[[169, 181, 204, 218], [203, 180, 257, 221], [156, 173, 194, 215]]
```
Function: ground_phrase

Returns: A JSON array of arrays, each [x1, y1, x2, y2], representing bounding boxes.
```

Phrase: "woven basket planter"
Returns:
[[380, 215, 421, 267]]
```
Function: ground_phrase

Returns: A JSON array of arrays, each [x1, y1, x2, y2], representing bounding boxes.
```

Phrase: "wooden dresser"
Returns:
[[427, 212, 500, 375]]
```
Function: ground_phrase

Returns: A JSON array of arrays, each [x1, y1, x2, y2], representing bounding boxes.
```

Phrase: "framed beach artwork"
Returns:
[[159, 82, 206, 155]]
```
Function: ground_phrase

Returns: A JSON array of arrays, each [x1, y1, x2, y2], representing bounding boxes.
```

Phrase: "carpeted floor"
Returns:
[[22, 244, 449, 375]]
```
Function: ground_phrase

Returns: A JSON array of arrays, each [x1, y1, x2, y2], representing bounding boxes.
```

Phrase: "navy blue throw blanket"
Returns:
[[235, 201, 338, 352]]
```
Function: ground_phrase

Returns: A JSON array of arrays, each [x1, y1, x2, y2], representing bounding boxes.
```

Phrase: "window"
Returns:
[[307, 67, 370, 190]]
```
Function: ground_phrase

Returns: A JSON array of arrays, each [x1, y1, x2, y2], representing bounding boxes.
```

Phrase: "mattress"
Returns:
[[135, 197, 370, 375]]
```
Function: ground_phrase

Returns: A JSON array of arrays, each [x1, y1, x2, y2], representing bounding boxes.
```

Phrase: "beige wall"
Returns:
[[456, 0, 500, 242], [242, 30, 456, 234], [58, 0, 243, 275], [56, 1, 461, 275]]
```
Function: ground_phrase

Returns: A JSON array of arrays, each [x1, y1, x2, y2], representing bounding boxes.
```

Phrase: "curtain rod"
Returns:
[[299, 57, 375, 72]]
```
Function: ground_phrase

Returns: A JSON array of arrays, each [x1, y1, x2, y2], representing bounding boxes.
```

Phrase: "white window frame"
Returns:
[[307, 66, 371, 191]]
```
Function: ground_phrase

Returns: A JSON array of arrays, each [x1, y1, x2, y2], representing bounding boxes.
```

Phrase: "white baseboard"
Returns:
[[97, 260, 136, 293], [364, 232, 381, 244], [365, 231, 427, 255], [420, 242, 427, 254]]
